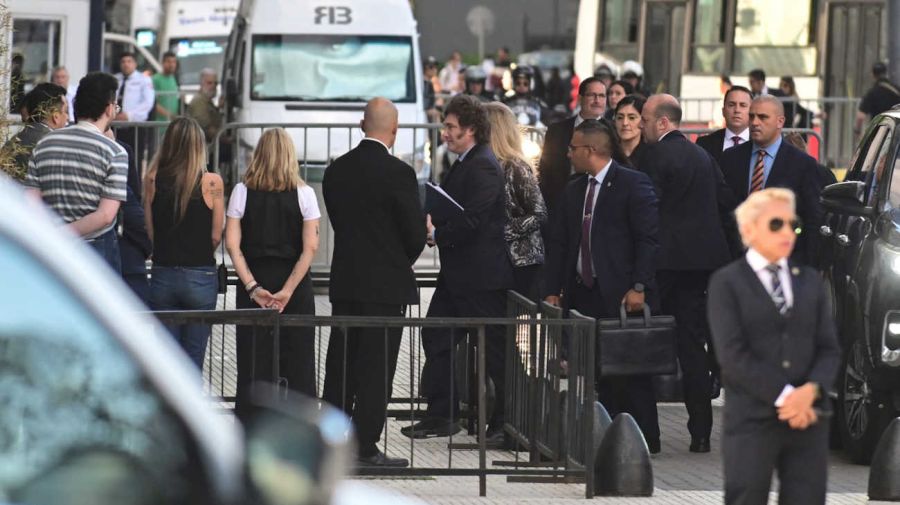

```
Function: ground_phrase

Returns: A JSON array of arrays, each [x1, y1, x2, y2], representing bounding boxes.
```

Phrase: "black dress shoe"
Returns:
[[710, 375, 722, 400], [357, 450, 409, 467], [690, 437, 711, 453], [484, 428, 514, 450], [400, 417, 461, 439], [647, 438, 661, 454]]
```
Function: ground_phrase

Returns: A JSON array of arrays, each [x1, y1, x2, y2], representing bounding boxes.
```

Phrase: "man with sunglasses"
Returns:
[[24, 72, 128, 272], [708, 188, 840, 505], [720, 95, 824, 265], [543, 119, 662, 452]]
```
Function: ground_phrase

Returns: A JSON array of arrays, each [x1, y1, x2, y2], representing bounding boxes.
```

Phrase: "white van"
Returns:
[[163, 0, 239, 97], [221, 0, 429, 185]]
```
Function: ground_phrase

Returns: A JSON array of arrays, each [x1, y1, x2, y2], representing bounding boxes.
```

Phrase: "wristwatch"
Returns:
[[633, 283, 645, 293]]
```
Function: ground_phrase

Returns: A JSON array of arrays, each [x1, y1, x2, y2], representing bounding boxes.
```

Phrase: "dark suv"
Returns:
[[819, 108, 900, 463]]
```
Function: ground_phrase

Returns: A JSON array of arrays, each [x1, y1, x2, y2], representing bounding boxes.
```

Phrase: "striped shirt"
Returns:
[[24, 122, 128, 239]]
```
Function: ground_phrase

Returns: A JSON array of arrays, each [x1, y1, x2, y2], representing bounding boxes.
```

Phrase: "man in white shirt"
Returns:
[[114, 53, 155, 122], [114, 52, 156, 168], [51, 66, 78, 123], [695, 85, 752, 168], [438, 51, 463, 95], [708, 187, 840, 505]]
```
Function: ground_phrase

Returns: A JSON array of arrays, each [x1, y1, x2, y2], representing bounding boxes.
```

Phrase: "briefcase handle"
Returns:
[[618, 303, 653, 327]]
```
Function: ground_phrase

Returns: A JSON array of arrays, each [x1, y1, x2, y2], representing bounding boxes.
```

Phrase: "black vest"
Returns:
[[240, 188, 303, 262]]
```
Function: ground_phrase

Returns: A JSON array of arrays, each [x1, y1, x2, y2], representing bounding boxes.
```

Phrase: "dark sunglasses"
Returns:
[[769, 217, 802, 235]]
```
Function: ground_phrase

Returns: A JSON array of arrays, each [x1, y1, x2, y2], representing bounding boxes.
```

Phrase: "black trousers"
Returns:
[[658, 270, 714, 440], [421, 285, 506, 426], [568, 279, 661, 445], [723, 417, 829, 505], [322, 301, 404, 457], [513, 264, 542, 303], [234, 258, 316, 421]]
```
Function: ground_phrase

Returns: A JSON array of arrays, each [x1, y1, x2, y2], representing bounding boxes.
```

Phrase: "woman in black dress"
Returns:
[[615, 95, 648, 171]]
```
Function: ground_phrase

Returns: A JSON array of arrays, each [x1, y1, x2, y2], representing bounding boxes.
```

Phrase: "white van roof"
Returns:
[[248, 0, 417, 36]]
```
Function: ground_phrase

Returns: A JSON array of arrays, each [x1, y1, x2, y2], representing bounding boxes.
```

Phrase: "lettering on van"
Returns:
[[314, 6, 352, 25]]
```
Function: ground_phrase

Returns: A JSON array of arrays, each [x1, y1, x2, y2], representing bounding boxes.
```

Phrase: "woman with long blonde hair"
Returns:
[[144, 116, 225, 370], [225, 127, 320, 417], [484, 102, 547, 300]]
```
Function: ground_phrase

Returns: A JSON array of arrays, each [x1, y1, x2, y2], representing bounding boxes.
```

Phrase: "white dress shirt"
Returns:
[[576, 159, 612, 279], [723, 128, 749, 150], [115, 71, 155, 122], [746, 247, 797, 406]]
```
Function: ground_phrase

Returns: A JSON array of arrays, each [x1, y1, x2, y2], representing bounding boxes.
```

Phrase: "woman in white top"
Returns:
[[224, 128, 320, 418]]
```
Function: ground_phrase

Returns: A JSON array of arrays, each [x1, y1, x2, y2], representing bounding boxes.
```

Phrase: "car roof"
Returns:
[[0, 177, 245, 502]]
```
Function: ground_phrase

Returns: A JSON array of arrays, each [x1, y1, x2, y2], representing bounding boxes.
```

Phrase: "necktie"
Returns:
[[731, 135, 743, 147], [766, 264, 788, 314], [117, 74, 128, 107], [750, 149, 766, 193], [580, 178, 598, 288]]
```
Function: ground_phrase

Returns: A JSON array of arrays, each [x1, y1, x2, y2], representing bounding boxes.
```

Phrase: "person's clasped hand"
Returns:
[[777, 382, 819, 430]]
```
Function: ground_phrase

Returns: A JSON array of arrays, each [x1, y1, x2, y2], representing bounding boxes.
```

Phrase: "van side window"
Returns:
[[0, 236, 204, 504]]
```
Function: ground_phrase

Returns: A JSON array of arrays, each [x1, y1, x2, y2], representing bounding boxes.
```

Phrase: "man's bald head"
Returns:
[[752, 95, 785, 117], [642, 94, 682, 143], [361, 97, 399, 147]]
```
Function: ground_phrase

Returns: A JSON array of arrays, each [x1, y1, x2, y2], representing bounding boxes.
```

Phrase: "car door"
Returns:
[[829, 120, 894, 349], [0, 230, 215, 505]]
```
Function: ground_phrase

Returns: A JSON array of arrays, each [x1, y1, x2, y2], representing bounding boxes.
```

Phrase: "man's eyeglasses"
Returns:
[[768, 217, 802, 235], [581, 93, 606, 101]]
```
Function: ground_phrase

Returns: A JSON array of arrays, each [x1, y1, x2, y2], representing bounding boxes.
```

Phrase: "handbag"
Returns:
[[596, 303, 677, 377], [217, 263, 228, 294]]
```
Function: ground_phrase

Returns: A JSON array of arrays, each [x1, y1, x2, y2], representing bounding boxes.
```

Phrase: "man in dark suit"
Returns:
[[719, 95, 824, 265], [402, 95, 514, 441], [537, 77, 609, 214], [708, 188, 840, 505], [695, 85, 752, 168], [115, 137, 152, 303], [322, 98, 426, 467], [640, 94, 737, 453], [543, 120, 662, 452], [748, 69, 784, 100]]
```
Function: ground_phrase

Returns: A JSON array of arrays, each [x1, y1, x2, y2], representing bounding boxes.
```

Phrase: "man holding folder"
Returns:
[[402, 95, 514, 443]]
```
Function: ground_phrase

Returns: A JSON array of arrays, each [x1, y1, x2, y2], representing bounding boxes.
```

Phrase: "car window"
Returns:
[[0, 236, 202, 504], [847, 124, 893, 206], [888, 153, 900, 211]]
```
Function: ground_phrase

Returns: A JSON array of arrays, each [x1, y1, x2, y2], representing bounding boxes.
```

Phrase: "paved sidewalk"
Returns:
[[202, 287, 880, 504]]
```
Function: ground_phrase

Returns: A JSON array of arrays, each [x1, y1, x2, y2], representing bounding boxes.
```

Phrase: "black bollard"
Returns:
[[868, 417, 900, 500], [594, 413, 654, 496]]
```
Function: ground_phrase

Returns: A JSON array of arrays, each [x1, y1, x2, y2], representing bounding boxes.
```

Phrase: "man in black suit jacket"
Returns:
[[402, 95, 514, 440], [640, 94, 738, 453], [114, 137, 152, 303], [537, 77, 610, 214], [719, 95, 824, 265], [322, 98, 426, 467], [708, 188, 840, 505], [695, 85, 752, 168], [543, 120, 662, 452]]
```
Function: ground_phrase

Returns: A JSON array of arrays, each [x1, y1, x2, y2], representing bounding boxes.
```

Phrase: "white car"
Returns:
[[0, 177, 421, 505]]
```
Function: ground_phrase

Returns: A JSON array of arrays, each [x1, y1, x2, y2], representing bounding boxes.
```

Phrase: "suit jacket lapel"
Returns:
[[765, 143, 789, 188], [590, 162, 618, 233], [738, 258, 783, 318]]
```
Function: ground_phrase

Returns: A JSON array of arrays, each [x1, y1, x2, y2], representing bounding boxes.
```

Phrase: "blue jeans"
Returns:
[[87, 228, 122, 274], [150, 265, 218, 370]]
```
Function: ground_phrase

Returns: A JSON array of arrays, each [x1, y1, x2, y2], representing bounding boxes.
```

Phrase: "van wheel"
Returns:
[[837, 340, 895, 464]]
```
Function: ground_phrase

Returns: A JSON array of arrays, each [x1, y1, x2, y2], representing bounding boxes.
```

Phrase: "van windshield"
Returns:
[[172, 37, 228, 86], [251, 34, 416, 103]]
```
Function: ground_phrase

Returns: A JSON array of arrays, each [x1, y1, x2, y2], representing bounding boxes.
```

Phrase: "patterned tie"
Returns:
[[766, 264, 788, 315], [580, 178, 598, 288], [750, 149, 766, 193], [731, 135, 743, 147]]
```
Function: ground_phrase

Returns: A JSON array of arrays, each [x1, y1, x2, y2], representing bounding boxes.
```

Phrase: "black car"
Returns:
[[819, 108, 900, 464]]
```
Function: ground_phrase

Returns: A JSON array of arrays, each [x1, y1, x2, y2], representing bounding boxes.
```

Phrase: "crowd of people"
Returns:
[[10, 46, 900, 502]]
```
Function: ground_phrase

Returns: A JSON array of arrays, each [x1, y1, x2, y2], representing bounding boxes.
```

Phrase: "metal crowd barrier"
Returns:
[[150, 290, 599, 498]]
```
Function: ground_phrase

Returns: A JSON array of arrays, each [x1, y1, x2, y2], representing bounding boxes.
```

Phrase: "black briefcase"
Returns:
[[596, 304, 677, 377]]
